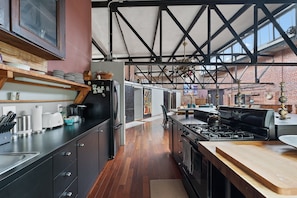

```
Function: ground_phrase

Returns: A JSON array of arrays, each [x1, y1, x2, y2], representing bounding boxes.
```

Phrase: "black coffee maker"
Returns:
[[67, 104, 87, 121]]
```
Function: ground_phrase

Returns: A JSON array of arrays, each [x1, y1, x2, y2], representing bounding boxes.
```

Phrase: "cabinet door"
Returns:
[[77, 131, 99, 198], [98, 120, 110, 173], [0, 0, 9, 30], [173, 122, 183, 165], [11, 0, 65, 58], [168, 118, 173, 153], [0, 157, 53, 198]]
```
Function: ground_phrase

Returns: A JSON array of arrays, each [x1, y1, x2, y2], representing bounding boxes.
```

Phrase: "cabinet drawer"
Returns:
[[60, 177, 78, 198], [53, 142, 77, 177], [54, 161, 77, 198]]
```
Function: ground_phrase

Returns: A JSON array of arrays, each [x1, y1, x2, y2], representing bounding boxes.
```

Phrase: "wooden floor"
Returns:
[[88, 118, 182, 198]]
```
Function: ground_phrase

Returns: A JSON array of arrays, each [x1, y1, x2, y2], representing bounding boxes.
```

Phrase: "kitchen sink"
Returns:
[[0, 152, 40, 175]]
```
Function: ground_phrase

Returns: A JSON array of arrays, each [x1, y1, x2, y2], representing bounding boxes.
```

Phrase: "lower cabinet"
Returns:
[[173, 121, 183, 165], [168, 117, 173, 153], [0, 120, 110, 198], [98, 119, 110, 173], [53, 142, 77, 198], [77, 119, 110, 197], [77, 130, 99, 198], [0, 157, 53, 198]]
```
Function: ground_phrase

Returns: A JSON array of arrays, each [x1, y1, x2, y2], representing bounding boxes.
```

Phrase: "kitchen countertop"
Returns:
[[199, 141, 297, 198], [169, 114, 207, 125], [0, 118, 108, 187]]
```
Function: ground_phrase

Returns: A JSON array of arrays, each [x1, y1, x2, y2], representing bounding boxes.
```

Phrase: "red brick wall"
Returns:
[[47, 0, 92, 73], [215, 48, 297, 113]]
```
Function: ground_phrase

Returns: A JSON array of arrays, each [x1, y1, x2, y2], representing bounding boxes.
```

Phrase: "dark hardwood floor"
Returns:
[[88, 118, 182, 198]]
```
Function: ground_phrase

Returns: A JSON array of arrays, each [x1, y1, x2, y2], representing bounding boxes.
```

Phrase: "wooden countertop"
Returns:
[[198, 141, 297, 198]]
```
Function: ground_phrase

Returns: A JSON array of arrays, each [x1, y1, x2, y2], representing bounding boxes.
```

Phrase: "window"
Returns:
[[183, 84, 198, 96], [258, 23, 273, 47], [275, 8, 296, 38]]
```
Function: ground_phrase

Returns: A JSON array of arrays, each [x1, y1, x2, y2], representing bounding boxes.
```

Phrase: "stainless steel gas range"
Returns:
[[180, 106, 275, 198]]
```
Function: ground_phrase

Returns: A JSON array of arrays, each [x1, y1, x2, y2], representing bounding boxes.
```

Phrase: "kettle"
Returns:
[[207, 111, 221, 127]]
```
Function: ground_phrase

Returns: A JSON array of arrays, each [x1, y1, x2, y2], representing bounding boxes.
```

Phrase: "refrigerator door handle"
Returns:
[[114, 123, 122, 130]]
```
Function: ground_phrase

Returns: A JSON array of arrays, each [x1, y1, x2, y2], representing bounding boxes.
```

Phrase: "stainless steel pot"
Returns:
[[207, 112, 221, 127]]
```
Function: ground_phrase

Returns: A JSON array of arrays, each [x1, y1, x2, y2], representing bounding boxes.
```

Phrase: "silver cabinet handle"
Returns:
[[64, 192, 73, 197], [64, 172, 72, 177], [64, 152, 71, 156], [99, 129, 104, 133], [78, 143, 85, 147]]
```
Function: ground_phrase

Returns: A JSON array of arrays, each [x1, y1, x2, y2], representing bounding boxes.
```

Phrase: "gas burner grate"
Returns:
[[201, 130, 255, 140]]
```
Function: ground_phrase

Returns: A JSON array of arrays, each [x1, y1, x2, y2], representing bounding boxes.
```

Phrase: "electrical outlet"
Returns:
[[57, 104, 63, 112], [3, 106, 16, 115]]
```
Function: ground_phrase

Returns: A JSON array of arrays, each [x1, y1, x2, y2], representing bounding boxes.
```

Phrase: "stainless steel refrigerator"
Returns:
[[83, 80, 122, 159]]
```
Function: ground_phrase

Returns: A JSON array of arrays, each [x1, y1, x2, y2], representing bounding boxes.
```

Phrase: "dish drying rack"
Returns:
[[0, 121, 16, 145]]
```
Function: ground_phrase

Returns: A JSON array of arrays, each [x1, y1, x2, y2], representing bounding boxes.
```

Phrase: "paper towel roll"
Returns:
[[32, 105, 43, 132]]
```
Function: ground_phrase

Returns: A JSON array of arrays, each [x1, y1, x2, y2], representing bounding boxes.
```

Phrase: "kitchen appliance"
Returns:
[[67, 104, 87, 122], [42, 112, 64, 129], [181, 106, 275, 198], [83, 80, 122, 159]]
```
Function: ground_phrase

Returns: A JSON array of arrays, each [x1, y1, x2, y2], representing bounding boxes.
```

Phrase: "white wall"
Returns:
[[175, 91, 182, 108], [91, 61, 125, 145], [0, 83, 75, 116], [151, 88, 164, 116]]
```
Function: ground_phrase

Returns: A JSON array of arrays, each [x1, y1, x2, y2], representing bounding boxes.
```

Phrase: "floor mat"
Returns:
[[150, 179, 188, 198]]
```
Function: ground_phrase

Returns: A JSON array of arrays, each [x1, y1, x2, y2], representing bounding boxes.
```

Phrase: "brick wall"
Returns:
[[214, 47, 297, 113]]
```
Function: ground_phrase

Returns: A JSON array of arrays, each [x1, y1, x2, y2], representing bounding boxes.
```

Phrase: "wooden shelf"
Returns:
[[0, 64, 91, 104]]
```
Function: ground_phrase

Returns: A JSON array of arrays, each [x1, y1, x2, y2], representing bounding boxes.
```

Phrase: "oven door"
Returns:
[[190, 143, 208, 198], [182, 135, 208, 198]]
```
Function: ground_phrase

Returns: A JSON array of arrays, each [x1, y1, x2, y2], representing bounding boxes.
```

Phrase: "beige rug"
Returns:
[[150, 179, 189, 198]]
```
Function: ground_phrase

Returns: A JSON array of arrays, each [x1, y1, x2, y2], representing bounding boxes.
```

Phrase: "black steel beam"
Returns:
[[140, 82, 274, 85], [210, 4, 291, 54], [212, 5, 255, 62], [115, 9, 158, 58], [167, 5, 207, 62], [165, 7, 207, 60], [259, 4, 297, 56], [115, 13, 131, 58], [125, 61, 297, 66], [92, 38, 107, 57], [92, 1, 297, 8]]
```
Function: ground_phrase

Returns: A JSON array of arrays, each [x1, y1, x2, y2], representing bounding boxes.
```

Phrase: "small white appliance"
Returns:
[[42, 112, 64, 129]]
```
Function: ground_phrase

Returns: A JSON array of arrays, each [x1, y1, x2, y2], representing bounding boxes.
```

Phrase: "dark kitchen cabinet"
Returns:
[[10, 0, 65, 58], [53, 141, 77, 198], [125, 85, 135, 123], [173, 120, 183, 165], [0, 157, 53, 198], [0, 1, 9, 30], [77, 129, 99, 198], [168, 117, 173, 153], [98, 119, 110, 173]]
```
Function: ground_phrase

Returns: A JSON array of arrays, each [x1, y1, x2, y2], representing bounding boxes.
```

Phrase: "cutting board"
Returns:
[[216, 144, 297, 195]]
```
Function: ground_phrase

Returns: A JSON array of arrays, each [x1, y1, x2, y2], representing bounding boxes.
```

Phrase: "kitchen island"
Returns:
[[199, 141, 297, 198]]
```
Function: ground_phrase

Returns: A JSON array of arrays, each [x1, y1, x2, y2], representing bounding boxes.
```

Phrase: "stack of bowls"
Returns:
[[64, 73, 75, 81], [73, 73, 84, 84], [53, 70, 64, 79]]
